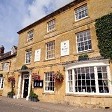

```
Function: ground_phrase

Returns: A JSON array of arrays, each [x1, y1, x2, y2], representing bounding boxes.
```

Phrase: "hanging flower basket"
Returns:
[[32, 73, 40, 81], [54, 71, 64, 82], [8, 76, 15, 83]]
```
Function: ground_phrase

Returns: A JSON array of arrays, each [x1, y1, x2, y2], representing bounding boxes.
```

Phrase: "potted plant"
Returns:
[[7, 76, 15, 98], [29, 90, 39, 102], [54, 71, 64, 82], [7, 91, 15, 98]]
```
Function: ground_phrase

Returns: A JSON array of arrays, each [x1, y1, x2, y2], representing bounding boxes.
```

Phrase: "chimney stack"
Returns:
[[0, 45, 5, 55]]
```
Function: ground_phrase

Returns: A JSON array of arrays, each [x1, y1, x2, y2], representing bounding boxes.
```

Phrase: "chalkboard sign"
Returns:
[[33, 80, 43, 88]]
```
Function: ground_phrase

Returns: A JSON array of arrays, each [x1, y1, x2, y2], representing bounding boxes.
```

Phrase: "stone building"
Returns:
[[1, 0, 112, 108], [0, 46, 17, 96]]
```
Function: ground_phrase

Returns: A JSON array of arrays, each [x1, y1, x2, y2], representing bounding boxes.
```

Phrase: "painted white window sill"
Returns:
[[25, 63, 31, 65], [46, 29, 56, 34], [74, 16, 89, 23], [44, 58, 55, 61], [74, 50, 94, 56]]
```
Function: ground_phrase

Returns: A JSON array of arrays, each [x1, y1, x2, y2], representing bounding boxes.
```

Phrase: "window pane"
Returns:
[[77, 30, 92, 52], [74, 67, 96, 93], [97, 66, 109, 93], [47, 19, 55, 32], [46, 41, 55, 59], [25, 50, 32, 63], [75, 5, 88, 20], [68, 70, 73, 92], [27, 30, 33, 41], [0, 76, 3, 89], [45, 72, 54, 92]]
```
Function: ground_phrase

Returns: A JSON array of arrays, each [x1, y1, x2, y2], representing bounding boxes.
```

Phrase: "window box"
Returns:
[[78, 54, 89, 61]]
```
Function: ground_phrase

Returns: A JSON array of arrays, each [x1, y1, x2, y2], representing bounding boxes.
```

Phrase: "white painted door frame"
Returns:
[[17, 70, 32, 100]]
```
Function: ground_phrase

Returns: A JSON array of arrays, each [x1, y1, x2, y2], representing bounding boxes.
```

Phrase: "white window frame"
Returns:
[[44, 72, 55, 93], [46, 41, 55, 60], [47, 19, 55, 32], [25, 50, 32, 64], [0, 76, 3, 89], [65, 59, 112, 95], [75, 4, 88, 21], [27, 30, 33, 42], [2, 63, 9, 71], [76, 30, 92, 53]]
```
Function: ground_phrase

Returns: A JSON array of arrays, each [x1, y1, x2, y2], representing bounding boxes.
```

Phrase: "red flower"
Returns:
[[32, 73, 40, 81], [54, 71, 64, 82], [8, 76, 15, 83]]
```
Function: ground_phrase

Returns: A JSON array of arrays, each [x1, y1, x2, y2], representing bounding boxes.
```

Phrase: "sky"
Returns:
[[0, 0, 73, 52]]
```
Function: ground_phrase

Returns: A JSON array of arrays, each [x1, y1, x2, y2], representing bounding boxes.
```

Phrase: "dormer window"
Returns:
[[47, 19, 55, 32], [27, 30, 33, 42]]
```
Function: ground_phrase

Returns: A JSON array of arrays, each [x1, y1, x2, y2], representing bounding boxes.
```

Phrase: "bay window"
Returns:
[[67, 63, 110, 94]]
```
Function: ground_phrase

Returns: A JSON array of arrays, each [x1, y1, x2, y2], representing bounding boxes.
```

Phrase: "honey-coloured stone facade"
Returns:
[[1, 0, 112, 108]]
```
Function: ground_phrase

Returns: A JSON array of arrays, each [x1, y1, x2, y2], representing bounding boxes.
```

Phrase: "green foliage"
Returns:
[[29, 90, 39, 102], [21, 65, 28, 70], [30, 91, 38, 98], [78, 54, 89, 61], [95, 13, 112, 59], [7, 91, 15, 98]]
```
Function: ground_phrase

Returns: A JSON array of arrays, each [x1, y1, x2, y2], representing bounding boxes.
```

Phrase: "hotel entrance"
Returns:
[[17, 69, 32, 100], [22, 74, 29, 98]]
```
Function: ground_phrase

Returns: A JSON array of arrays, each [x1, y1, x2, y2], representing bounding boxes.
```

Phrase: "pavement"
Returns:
[[0, 96, 112, 112]]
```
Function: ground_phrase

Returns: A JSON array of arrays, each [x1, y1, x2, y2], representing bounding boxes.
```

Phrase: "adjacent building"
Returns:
[[0, 46, 17, 96], [1, 0, 112, 108]]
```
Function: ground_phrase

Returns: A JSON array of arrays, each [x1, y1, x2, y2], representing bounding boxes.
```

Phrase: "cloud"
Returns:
[[0, 0, 73, 52], [22, 0, 73, 27]]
